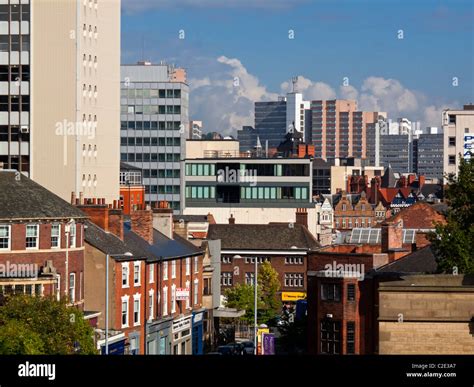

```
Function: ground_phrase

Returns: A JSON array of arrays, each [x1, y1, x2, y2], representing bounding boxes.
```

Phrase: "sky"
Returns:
[[121, 0, 474, 136]]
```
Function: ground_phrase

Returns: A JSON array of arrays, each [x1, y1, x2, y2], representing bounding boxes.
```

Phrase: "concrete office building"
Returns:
[[379, 134, 412, 174], [442, 104, 474, 182], [0, 0, 121, 202], [120, 62, 189, 212], [310, 99, 384, 160], [413, 133, 444, 180], [286, 91, 311, 141]]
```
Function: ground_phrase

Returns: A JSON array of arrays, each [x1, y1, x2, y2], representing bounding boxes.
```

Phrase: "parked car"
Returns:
[[217, 343, 243, 355], [240, 341, 255, 355]]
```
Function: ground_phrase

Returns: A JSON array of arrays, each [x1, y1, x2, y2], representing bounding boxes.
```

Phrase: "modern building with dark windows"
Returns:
[[413, 133, 444, 180], [379, 134, 412, 174], [120, 62, 189, 212]]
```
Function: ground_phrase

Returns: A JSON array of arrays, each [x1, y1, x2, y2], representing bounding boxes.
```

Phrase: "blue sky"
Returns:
[[121, 0, 474, 135]]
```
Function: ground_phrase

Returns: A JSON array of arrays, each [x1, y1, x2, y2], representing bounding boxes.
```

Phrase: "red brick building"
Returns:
[[0, 171, 87, 307], [307, 202, 446, 354], [80, 198, 204, 355], [119, 162, 145, 215], [207, 211, 320, 304]]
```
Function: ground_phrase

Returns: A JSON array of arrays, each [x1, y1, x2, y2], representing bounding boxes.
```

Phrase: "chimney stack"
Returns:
[[131, 206, 154, 244], [295, 208, 308, 228], [71, 192, 76, 205], [228, 214, 235, 224], [76, 198, 109, 231], [152, 201, 173, 239], [109, 208, 124, 241], [381, 219, 404, 255]]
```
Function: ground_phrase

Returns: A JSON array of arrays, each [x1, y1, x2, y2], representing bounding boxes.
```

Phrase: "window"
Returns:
[[185, 280, 190, 309], [245, 272, 255, 286], [284, 273, 304, 288], [171, 285, 176, 313], [69, 223, 76, 248], [133, 295, 140, 326], [321, 283, 341, 301], [222, 256, 232, 264], [347, 284, 356, 301], [320, 320, 341, 354], [162, 287, 168, 316], [69, 273, 75, 303], [0, 225, 11, 250], [204, 278, 211, 296], [194, 256, 199, 273], [347, 322, 355, 354], [186, 258, 190, 275], [121, 297, 129, 328], [122, 263, 129, 288], [448, 137, 456, 147], [171, 260, 176, 278], [448, 115, 456, 124], [285, 257, 303, 265], [163, 261, 168, 280], [26, 225, 39, 249], [221, 272, 232, 286], [51, 224, 60, 248], [133, 262, 141, 286], [448, 155, 456, 165], [149, 264, 154, 283], [194, 279, 199, 305]]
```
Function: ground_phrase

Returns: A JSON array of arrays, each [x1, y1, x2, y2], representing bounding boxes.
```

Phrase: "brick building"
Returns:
[[78, 198, 204, 355], [307, 202, 448, 354], [330, 191, 388, 231], [208, 211, 320, 304], [0, 171, 87, 307]]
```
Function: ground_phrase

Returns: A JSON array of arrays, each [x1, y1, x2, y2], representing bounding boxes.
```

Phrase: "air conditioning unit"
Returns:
[[20, 126, 29, 134]]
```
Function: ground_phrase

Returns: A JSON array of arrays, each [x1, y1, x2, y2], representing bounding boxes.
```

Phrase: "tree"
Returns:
[[224, 283, 257, 325], [257, 261, 281, 323], [429, 157, 474, 274], [0, 295, 97, 355], [224, 261, 281, 325]]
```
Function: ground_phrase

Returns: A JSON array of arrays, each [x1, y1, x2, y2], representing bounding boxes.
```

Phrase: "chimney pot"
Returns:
[[71, 192, 76, 205], [228, 214, 235, 224]]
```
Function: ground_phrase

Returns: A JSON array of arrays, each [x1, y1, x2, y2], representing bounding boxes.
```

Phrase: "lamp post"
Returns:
[[105, 252, 133, 355]]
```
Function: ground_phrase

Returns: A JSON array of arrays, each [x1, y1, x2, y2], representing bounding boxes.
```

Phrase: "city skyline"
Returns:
[[121, 0, 474, 135]]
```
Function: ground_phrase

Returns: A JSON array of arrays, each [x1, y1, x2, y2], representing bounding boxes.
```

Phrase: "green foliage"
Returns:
[[0, 295, 97, 355], [429, 157, 474, 274], [224, 261, 281, 325], [224, 283, 258, 324], [257, 261, 281, 322]]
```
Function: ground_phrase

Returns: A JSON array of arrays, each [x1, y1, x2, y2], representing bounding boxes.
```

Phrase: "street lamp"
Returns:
[[233, 254, 258, 355], [105, 252, 133, 355]]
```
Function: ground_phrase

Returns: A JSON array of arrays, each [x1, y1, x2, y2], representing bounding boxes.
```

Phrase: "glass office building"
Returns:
[[120, 63, 189, 212]]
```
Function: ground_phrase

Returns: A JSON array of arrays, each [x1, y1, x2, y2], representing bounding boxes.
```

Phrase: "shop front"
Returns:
[[146, 317, 173, 355], [192, 309, 205, 355], [172, 315, 192, 355]]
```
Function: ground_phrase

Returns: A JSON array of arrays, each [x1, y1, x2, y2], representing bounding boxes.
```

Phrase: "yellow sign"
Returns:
[[281, 292, 306, 301], [256, 327, 270, 355]]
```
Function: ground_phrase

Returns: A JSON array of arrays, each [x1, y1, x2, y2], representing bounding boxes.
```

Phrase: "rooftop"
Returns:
[[207, 223, 320, 251], [0, 170, 87, 221]]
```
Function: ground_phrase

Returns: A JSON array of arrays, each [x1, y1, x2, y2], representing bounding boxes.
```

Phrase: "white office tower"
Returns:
[[0, 0, 121, 202]]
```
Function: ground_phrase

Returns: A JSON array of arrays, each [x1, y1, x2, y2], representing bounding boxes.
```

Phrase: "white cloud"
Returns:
[[189, 56, 278, 136], [189, 59, 455, 136], [280, 76, 336, 100]]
